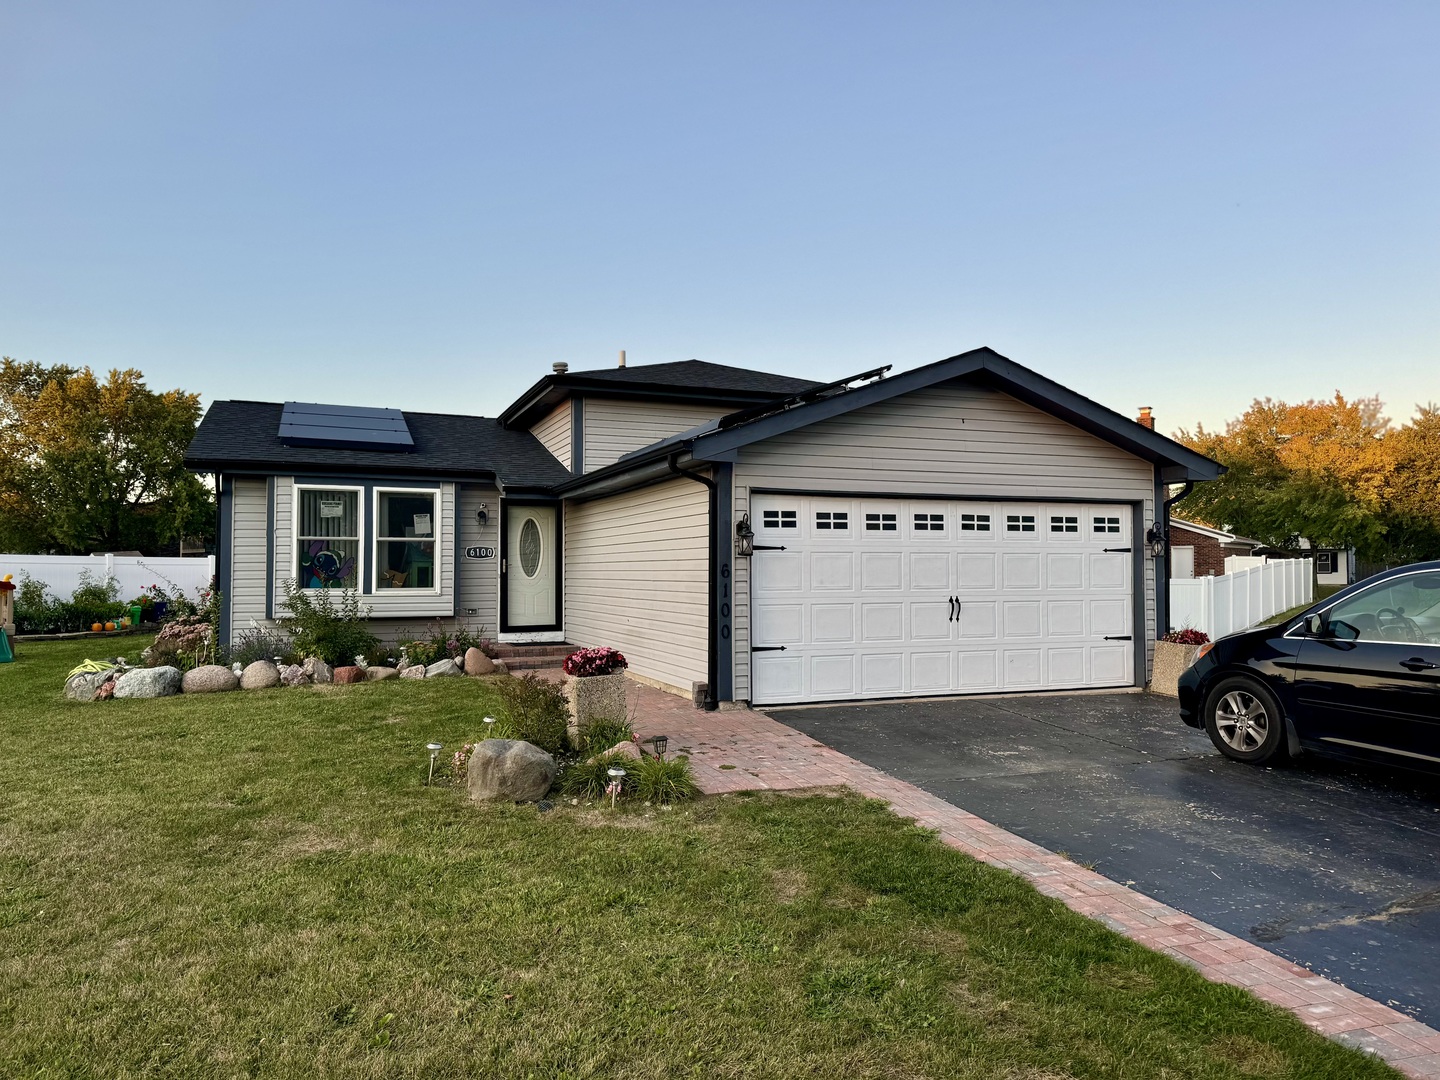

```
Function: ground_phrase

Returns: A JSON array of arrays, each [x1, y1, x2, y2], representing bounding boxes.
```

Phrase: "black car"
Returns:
[[1178, 560, 1440, 773]]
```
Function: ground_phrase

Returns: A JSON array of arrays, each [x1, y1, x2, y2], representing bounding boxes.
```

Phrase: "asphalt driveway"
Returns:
[[778, 691, 1440, 1026]]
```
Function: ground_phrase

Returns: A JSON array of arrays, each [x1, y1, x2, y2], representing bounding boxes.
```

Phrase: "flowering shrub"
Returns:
[[563, 646, 628, 678], [1161, 628, 1210, 646]]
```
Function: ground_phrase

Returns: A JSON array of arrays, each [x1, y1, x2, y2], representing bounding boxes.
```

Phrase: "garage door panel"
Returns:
[[910, 552, 950, 590], [812, 604, 855, 643], [958, 650, 999, 688], [811, 655, 855, 696], [911, 602, 953, 640], [861, 552, 903, 590], [861, 653, 904, 694], [811, 552, 854, 590], [1091, 644, 1129, 683], [1090, 552, 1129, 589], [1002, 601, 1042, 638], [1047, 553, 1085, 589], [1090, 598, 1129, 637], [755, 603, 804, 644], [1003, 553, 1042, 589], [861, 603, 904, 642], [1048, 647, 1086, 685], [957, 553, 997, 589], [757, 552, 803, 591], [1048, 600, 1085, 637], [1004, 649, 1043, 687], [958, 601, 997, 639], [755, 654, 803, 699], [911, 651, 952, 691]]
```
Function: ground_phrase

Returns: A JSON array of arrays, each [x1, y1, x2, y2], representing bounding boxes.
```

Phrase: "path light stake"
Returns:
[[607, 767, 626, 809], [651, 735, 668, 761], [426, 743, 443, 786], [482, 716, 497, 735]]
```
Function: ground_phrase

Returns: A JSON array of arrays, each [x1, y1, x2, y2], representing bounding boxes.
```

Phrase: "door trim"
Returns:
[[499, 497, 563, 634]]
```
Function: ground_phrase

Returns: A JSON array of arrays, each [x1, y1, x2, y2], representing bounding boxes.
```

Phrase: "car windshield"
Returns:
[[1325, 570, 1440, 644]]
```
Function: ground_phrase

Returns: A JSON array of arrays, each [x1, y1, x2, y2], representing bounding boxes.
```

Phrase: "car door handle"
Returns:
[[1400, 657, 1438, 671]]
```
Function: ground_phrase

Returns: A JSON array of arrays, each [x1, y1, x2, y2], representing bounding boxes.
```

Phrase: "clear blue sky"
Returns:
[[3, 1, 1437, 436]]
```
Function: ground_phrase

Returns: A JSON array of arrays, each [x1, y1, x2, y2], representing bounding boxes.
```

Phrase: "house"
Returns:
[[185, 347, 1222, 707], [1296, 538, 1356, 586], [1168, 518, 1264, 578]]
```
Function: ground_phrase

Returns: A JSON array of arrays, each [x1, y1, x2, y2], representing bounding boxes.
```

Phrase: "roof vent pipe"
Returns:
[[618, 350, 626, 368], [552, 362, 569, 374]]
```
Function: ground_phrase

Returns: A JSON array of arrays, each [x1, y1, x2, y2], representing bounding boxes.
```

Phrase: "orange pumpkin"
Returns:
[[104, 621, 116, 632], [91, 622, 103, 632]]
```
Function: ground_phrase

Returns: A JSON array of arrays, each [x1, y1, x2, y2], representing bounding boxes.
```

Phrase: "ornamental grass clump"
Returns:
[[562, 646, 627, 678], [580, 716, 635, 754], [632, 754, 699, 804], [560, 750, 637, 800]]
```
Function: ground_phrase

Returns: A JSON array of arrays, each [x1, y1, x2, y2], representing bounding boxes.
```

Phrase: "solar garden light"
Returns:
[[482, 716, 497, 735], [426, 742, 443, 785], [650, 735, 668, 760], [606, 767, 627, 809]]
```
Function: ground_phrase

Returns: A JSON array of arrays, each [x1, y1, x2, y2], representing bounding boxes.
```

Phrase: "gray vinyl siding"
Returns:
[[229, 478, 271, 640], [530, 401, 573, 471], [455, 483, 501, 635], [730, 382, 1158, 701], [564, 476, 710, 693], [582, 398, 732, 472]]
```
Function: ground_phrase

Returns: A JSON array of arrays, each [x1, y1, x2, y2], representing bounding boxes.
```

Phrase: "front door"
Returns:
[[502, 502, 559, 631]]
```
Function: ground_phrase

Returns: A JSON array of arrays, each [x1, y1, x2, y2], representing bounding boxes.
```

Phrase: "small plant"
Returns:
[[562, 646, 628, 678], [144, 613, 214, 670], [560, 751, 636, 799], [278, 580, 380, 667], [493, 673, 570, 755], [1162, 628, 1210, 646], [631, 754, 699, 804], [228, 624, 298, 667], [70, 569, 122, 608], [580, 716, 634, 754]]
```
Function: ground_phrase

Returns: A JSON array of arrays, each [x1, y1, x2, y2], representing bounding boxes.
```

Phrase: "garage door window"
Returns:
[[960, 513, 991, 532], [1051, 515, 1079, 533], [1006, 514, 1036, 533], [865, 512, 897, 532], [1093, 516, 1121, 534], [816, 511, 849, 530], [914, 512, 945, 532], [763, 509, 797, 529]]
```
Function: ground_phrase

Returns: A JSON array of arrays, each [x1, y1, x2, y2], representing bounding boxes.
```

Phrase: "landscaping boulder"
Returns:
[[301, 657, 333, 684], [65, 669, 117, 702], [114, 666, 183, 699], [240, 661, 281, 690], [426, 657, 462, 678], [467, 739, 557, 803], [589, 739, 643, 764], [279, 664, 311, 687], [492, 659, 508, 675], [463, 647, 495, 676], [366, 666, 399, 681], [332, 665, 365, 684], [182, 665, 239, 694], [400, 665, 426, 680]]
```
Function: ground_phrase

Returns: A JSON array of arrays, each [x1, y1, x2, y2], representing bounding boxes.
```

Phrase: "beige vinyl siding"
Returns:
[[564, 476, 710, 694], [455, 484, 501, 634], [730, 381, 1158, 701], [582, 398, 732, 472], [229, 478, 272, 640], [530, 401, 573, 471]]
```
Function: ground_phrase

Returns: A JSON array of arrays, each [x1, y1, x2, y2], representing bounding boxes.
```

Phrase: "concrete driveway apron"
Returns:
[[777, 690, 1440, 1028]]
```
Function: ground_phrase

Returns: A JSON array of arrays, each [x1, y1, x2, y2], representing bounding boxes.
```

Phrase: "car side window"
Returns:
[[1325, 572, 1440, 645]]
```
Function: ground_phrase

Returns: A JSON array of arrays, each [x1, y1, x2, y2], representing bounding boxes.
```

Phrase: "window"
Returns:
[[1006, 514, 1036, 533], [376, 489, 440, 590], [1093, 516, 1121, 534], [1050, 515, 1079, 534], [960, 513, 991, 532], [914, 513, 945, 531], [763, 509, 797, 529], [1323, 571, 1440, 645], [815, 511, 849, 530], [296, 487, 360, 589], [865, 512, 897, 532], [1317, 551, 1337, 575]]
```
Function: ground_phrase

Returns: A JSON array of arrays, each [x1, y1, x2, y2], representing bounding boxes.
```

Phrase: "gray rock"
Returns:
[[492, 659, 508, 675], [65, 669, 117, 702], [426, 657, 462, 678], [399, 665, 426, 680], [114, 666, 183, 699], [463, 647, 495, 676], [467, 739, 557, 803], [182, 665, 239, 694], [300, 657, 333, 684], [366, 666, 399, 681], [239, 660, 281, 690], [279, 664, 311, 687]]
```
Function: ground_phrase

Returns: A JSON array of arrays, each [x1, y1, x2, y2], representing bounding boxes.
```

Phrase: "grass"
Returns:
[[1261, 584, 1345, 627], [0, 638, 1399, 1079]]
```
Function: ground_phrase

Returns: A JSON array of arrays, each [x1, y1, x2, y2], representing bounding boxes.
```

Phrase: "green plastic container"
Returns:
[[131, 604, 143, 626]]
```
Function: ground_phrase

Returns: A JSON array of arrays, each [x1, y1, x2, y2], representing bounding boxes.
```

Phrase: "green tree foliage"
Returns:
[[1175, 394, 1440, 564], [0, 359, 214, 554]]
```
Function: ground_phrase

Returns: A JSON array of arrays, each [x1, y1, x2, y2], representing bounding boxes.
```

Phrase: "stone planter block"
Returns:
[[565, 672, 629, 738], [1150, 640, 1203, 698]]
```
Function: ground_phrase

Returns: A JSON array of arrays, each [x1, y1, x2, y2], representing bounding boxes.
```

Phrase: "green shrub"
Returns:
[[278, 580, 379, 667], [70, 569, 121, 608], [227, 625, 298, 668], [560, 751, 637, 799], [631, 755, 699, 804], [580, 716, 634, 754], [13, 572, 128, 634], [493, 673, 570, 756]]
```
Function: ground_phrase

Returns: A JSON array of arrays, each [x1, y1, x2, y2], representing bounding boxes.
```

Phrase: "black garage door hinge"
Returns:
[[1102, 547, 1132, 553], [753, 544, 787, 551], [751, 645, 788, 652], [1103, 635, 1133, 641]]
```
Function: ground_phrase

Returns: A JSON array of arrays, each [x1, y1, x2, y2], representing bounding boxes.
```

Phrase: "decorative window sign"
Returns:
[[465, 545, 496, 560]]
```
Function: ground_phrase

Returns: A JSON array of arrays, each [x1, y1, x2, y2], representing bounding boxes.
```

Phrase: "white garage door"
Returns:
[[749, 495, 1136, 705]]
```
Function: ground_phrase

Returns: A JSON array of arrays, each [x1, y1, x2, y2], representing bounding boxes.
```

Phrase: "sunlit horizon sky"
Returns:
[[3, 2, 1437, 438]]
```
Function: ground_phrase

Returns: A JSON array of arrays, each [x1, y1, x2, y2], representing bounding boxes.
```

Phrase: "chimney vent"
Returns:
[[618, 349, 626, 368], [552, 362, 569, 374], [1137, 406, 1154, 430]]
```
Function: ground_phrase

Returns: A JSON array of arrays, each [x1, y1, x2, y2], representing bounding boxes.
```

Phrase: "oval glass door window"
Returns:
[[518, 517, 543, 578]]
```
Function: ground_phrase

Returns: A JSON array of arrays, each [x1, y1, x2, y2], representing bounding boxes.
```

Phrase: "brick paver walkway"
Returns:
[[620, 681, 1440, 1079]]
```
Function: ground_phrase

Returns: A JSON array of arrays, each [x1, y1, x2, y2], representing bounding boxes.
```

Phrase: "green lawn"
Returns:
[[0, 638, 1398, 1079]]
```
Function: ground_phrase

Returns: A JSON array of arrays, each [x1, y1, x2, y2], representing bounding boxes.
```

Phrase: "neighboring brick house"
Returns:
[[1169, 518, 1263, 578]]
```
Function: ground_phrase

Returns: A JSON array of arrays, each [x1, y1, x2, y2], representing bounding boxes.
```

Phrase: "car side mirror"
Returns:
[[1305, 614, 1325, 637]]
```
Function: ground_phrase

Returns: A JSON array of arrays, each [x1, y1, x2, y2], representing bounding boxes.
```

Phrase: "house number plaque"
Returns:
[[464, 546, 495, 560]]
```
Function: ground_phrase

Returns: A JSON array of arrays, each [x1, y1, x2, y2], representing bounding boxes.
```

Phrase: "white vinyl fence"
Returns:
[[0, 553, 215, 602], [1169, 558, 1313, 640]]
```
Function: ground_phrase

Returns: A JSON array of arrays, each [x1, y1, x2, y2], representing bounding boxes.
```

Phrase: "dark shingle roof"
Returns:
[[565, 360, 820, 396], [186, 401, 572, 488]]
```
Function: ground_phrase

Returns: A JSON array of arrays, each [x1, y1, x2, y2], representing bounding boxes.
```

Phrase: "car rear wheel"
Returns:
[[1203, 676, 1288, 764]]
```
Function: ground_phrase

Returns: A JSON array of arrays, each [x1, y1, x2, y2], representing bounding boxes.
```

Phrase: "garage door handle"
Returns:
[[1104, 635, 1132, 641], [751, 645, 788, 652], [1401, 657, 1438, 671], [948, 596, 957, 622]]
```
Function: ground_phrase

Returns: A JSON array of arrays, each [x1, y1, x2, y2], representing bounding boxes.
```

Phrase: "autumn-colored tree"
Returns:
[[0, 359, 214, 555], [1174, 394, 1440, 564]]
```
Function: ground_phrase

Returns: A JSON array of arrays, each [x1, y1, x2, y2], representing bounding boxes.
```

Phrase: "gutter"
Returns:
[[1160, 480, 1194, 633], [667, 454, 720, 712]]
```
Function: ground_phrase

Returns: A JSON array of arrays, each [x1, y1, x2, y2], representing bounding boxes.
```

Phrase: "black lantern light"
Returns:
[[735, 513, 754, 557], [1144, 522, 1168, 559], [651, 735, 669, 760]]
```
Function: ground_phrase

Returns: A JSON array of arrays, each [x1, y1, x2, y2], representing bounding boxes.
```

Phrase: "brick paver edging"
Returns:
[[619, 682, 1440, 1079]]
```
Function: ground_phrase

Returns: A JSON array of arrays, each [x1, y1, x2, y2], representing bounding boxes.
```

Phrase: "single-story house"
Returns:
[[1168, 518, 1264, 578], [185, 347, 1222, 708]]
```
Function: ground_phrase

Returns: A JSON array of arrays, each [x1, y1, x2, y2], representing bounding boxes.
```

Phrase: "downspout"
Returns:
[[668, 454, 719, 712], [1161, 480, 1194, 632]]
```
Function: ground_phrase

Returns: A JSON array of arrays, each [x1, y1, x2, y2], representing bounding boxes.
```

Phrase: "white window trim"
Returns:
[[372, 486, 443, 596], [292, 484, 366, 591]]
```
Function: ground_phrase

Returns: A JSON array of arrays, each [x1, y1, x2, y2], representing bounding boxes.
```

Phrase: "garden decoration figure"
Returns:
[[426, 743, 443, 786], [300, 540, 355, 588]]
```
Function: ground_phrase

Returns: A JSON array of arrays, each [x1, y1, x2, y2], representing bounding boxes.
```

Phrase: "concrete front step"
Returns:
[[491, 643, 573, 659]]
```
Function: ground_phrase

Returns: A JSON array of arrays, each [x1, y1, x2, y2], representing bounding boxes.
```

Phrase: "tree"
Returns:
[[0, 359, 214, 555]]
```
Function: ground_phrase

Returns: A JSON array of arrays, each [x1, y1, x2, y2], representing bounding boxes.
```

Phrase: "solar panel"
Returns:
[[278, 402, 415, 451]]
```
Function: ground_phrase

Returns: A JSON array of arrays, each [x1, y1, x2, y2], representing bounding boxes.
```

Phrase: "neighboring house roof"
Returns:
[[185, 400, 573, 489], [499, 359, 822, 428], [561, 347, 1225, 496], [1170, 518, 1264, 548]]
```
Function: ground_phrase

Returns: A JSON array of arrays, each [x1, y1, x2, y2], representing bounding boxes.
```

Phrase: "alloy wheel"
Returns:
[[1214, 690, 1270, 752]]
